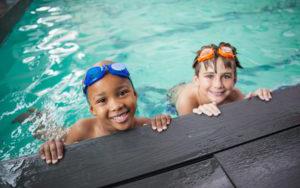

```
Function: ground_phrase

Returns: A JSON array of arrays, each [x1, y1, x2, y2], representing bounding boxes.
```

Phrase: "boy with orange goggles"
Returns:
[[169, 42, 272, 116]]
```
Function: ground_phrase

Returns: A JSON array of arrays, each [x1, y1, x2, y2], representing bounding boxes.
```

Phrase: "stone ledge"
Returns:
[[0, 84, 299, 188]]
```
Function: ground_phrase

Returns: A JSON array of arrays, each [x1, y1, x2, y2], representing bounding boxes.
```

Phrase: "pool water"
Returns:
[[0, 0, 300, 160]]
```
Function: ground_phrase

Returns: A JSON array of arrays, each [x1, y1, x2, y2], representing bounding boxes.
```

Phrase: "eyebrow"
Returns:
[[203, 71, 215, 74], [203, 71, 233, 75], [93, 93, 105, 101], [116, 84, 130, 90]]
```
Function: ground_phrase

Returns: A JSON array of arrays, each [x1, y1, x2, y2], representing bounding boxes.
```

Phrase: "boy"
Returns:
[[40, 60, 171, 164], [170, 42, 272, 116]]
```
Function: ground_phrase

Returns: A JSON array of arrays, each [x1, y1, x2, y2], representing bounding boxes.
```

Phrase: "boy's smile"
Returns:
[[110, 109, 130, 124], [195, 57, 235, 104], [87, 73, 137, 132]]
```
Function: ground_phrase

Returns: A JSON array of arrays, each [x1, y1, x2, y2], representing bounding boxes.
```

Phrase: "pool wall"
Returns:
[[0, 0, 32, 44], [0, 85, 299, 187]]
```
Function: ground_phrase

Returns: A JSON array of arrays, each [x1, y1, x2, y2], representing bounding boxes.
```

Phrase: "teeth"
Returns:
[[210, 91, 224, 96], [112, 112, 128, 123]]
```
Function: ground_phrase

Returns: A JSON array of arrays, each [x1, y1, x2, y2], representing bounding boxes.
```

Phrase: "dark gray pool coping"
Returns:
[[0, 85, 299, 188], [0, 0, 32, 44]]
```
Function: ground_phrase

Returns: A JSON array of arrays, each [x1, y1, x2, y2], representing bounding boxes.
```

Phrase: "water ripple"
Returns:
[[37, 15, 72, 27]]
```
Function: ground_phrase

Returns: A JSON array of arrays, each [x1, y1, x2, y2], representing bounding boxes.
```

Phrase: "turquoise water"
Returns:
[[0, 0, 300, 160]]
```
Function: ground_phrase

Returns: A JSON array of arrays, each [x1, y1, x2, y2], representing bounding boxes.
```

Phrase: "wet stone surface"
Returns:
[[215, 126, 300, 188], [119, 158, 234, 188]]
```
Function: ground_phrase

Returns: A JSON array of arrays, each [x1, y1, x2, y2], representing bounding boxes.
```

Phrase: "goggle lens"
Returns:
[[111, 63, 126, 71], [83, 63, 130, 95], [197, 46, 235, 63]]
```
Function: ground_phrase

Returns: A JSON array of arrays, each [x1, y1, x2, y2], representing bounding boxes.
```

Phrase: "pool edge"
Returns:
[[0, 0, 32, 44]]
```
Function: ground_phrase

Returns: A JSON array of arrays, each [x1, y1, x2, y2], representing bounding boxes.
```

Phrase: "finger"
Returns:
[[166, 115, 171, 125], [257, 89, 265, 100], [209, 103, 221, 116], [262, 89, 269, 101], [49, 140, 58, 164], [264, 89, 272, 100], [204, 104, 217, 116], [55, 139, 64, 160], [193, 108, 200, 114], [200, 105, 213, 116], [155, 116, 163, 132], [193, 107, 203, 115], [161, 115, 167, 130], [206, 104, 219, 116], [151, 118, 156, 130], [39, 146, 45, 160], [43, 142, 52, 164], [268, 90, 272, 99]]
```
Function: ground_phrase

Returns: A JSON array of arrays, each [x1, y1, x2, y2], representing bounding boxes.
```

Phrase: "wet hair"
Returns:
[[192, 42, 243, 82]]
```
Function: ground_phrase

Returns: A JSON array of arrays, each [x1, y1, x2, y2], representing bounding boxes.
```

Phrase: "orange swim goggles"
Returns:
[[196, 45, 235, 63]]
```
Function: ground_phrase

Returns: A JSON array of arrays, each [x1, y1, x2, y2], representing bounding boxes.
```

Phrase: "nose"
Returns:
[[109, 98, 124, 111], [213, 77, 223, 88]]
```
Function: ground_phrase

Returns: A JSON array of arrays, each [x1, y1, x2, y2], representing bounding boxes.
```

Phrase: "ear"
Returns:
[[193, 75, 200, 86], [133, 90, 138, 98], [89, 105, 97, 116]]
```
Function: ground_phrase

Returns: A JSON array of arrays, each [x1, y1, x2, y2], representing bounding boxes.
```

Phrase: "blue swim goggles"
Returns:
[[83, 63, 130, 95]]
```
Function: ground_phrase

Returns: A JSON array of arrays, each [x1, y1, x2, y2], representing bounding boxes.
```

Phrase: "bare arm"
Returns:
[[63, 119, 92, 144], [176, 93, 198, 116], [174, 84, 199, 116], [176, 101, 194, 115]]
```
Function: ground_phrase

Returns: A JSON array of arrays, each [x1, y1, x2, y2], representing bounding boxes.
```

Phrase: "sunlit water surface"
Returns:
[[0, 0, 299, 160]]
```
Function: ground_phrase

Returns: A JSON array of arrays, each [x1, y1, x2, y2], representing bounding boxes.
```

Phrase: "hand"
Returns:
[[151, 114, 171, 132], [39, 139, 64, 164], [193, 102, 221, 116], [245, 88, 272, 101]]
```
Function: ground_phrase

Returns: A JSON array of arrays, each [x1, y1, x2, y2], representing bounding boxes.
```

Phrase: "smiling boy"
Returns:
[[171, 42, 272, 116], [40, 60, 171, 164]]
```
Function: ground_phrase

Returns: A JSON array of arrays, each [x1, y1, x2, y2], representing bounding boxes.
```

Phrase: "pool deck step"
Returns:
[[0, 84, 300, 188], [0, 0, 32, 44]]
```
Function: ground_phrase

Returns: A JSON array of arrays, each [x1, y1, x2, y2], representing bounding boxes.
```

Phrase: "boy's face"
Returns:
[[87, 74, 137, 132], [194, 57, 235, 104]]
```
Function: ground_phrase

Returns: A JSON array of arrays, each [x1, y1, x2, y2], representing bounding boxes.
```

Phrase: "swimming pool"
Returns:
[[0, 0, 299, 161]]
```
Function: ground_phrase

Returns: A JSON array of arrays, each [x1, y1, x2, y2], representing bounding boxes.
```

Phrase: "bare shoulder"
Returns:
[[73, 118, 98, 136], [64, 118, 97, 144], [176, 83, 198, 115], [177, 83, 196, 101]]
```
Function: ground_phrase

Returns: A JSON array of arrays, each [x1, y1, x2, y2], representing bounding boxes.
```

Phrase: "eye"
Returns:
[[205, 74, 214, 79], [224, 74, 232, 79], [96, 97, 106, 105], [118, 89, 129, 97]]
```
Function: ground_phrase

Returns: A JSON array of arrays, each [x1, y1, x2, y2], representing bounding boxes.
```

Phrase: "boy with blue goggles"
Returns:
[[39, 60, 171, 165]]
